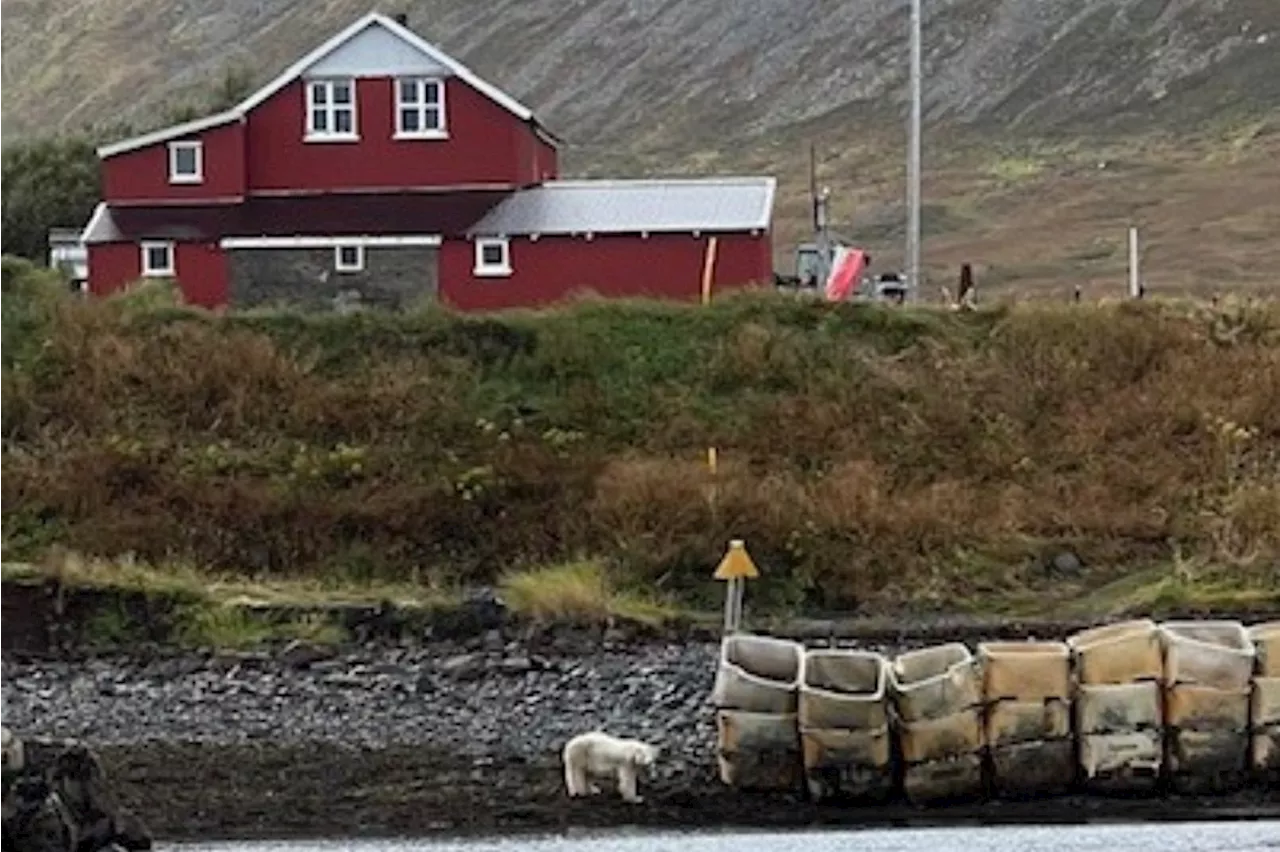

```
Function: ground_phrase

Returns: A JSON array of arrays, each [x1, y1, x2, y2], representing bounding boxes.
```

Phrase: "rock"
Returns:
[[1046, 550, 1084, 578], [277, 640, 337, 669], [430, 587, 508, 640], [499, 656, 533, 675], [439, 653, 485, 680], [2, 734, 152, 852]]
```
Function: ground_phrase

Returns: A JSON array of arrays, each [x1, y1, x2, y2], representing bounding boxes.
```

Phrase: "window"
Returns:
[[168, 141, 203, 184], [474, 237, 511, 277], [305, 78, 357, 140], [140, 241, 175, 277], [395, 78, 446, 138], [334, 244, 364, 272]]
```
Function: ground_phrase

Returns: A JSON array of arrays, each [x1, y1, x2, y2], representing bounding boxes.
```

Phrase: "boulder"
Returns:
[[1, 729, 151, 852]]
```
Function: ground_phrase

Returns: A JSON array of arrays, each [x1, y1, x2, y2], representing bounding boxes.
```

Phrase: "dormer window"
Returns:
[[395, 78, 446, 138], [168, 141, 203, 184], [306, 78, 358, 141]]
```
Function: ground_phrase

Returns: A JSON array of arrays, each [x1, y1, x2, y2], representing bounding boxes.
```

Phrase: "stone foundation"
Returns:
[[228, 245, 438, 310]]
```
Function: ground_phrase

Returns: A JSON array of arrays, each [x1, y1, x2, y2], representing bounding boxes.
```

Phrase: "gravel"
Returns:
[[1, 640, 722, 768]]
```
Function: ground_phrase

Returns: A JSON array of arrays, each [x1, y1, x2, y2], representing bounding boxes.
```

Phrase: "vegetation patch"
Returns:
[[499, 560, 678, 626], [3, 262, 1278, 619]]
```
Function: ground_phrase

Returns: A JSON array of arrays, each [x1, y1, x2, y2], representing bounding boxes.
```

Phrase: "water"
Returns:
[[168, 821, 1280, 852]]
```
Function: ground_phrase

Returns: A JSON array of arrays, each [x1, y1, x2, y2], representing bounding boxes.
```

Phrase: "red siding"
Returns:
[[87, 242, 229, 309], [87, 244, 140, 298], [523, 133, 559, 185], [174, 243, 231, 308], [439, 232, 773, 312], [246, 77, 548, 192], [102, 122, 246, 203]]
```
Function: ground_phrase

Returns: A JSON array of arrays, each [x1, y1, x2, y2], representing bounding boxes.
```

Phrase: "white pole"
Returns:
[[722, 577, 736, 634], [1128, 226, 1141, 299], [906, 0, 923, 301]]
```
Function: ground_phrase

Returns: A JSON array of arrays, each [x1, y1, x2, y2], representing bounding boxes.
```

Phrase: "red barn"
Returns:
[[81, 11, 775, 312]]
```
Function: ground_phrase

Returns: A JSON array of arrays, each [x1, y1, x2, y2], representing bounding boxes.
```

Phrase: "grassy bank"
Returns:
[[3, 258, 1278, 619]]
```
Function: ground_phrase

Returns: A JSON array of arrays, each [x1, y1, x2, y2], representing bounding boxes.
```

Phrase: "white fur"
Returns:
[[1, 726, 23, 773], [561, 731, 660, 803]]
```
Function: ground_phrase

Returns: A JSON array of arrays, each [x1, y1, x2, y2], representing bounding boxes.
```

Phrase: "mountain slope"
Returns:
[[3, 0, 1278, 296], [4, 0, 1277, 152]]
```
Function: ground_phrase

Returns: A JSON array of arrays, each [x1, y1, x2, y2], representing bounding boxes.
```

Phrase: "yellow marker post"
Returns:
[[701, 236, 719, 306], [714, 539, 759, 634]]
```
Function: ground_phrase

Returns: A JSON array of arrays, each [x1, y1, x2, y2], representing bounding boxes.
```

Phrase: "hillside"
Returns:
[[3, 0, 1279, 295], [4, 261, 1278, 619]]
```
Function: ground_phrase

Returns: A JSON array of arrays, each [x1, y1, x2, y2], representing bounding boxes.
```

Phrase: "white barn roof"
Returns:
[[467, 178, 776, 237]]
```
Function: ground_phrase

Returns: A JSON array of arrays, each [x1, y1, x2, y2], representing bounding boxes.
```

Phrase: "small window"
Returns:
[[335, 244, 364, 272], [140, 241, 175, 277], [474, 237, 511, 277], [306, 78, 358, 140], [168, 141, 203, 184], [395, 78, 446, 138]]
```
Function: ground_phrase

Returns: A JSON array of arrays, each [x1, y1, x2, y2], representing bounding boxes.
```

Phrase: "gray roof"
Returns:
[[467, 177, 776, 237]]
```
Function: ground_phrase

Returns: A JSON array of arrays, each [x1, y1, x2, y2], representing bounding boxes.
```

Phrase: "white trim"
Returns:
[[304, 78, 358, 141], [220, 235, 442, 249], [167, 140, 204, 184], [394, 76, 447, 138], [302, 133, 360, 143], [140, 241, 175, 277], [80, 202, 110, 244], [474, 237, 511, 277], [97, 12, 552, 159], [334, 244, 365, 272], [98, 113, 242, 158]]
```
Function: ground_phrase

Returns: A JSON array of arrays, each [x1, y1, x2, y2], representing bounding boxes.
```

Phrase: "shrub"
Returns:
[[3, 286, 1277, 616]]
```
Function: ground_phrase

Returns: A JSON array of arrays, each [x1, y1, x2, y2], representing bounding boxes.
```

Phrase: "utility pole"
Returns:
[[810, 143, 832, 289], [906, 0, 922, 302], [1128, 226, 1142, 299]]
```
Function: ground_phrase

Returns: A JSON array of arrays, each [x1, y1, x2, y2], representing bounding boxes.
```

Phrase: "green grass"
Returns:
[[499, 560, 679, 626]]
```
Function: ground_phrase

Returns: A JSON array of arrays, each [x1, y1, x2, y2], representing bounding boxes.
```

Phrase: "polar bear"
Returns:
[[0, 721, 22, 767], [562, 731, 660, 804]]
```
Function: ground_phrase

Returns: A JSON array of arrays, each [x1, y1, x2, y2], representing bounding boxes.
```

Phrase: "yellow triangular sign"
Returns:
[[714, 539, 760, 580]]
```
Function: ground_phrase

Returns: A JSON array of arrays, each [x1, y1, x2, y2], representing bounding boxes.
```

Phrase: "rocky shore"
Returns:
[[4, 626, 1280, 841], [1, 631, 723, 839]]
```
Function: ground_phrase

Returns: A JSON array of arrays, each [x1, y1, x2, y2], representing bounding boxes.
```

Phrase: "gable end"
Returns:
[[97, 11, 557, 159]]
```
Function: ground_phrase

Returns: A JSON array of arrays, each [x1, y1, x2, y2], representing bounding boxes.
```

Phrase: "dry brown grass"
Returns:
[[3, 273, 1278, 617], [598, 120, 1280, 303]]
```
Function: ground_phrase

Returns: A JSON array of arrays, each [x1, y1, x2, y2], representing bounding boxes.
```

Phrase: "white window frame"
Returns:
[[140, 241, 175, 277], [474, 237, 511, 277], [394, 77, 447, 139], [167, 141, 203, 184], [334, 244, 365, 273], [304, 78, 358, 142]]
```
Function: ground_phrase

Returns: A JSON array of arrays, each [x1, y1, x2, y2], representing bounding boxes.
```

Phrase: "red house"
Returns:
[[81, 11, 775, 312]]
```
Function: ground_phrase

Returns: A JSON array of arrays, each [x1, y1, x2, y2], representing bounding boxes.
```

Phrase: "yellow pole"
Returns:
[[701, 236, 719, 305], [707, 446, 719, 530]]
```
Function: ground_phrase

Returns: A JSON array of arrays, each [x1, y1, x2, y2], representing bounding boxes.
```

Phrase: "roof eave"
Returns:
[[531, 119, 563, 148], [97, 111, 244, 159]]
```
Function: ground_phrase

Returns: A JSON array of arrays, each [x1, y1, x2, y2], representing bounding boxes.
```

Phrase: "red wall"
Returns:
[[102, 122, 247, 203], [523, 133, 559, 186], [246, 77, 552, 192], [87, 242, 229, 309], [439, 232, 773, 312]]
